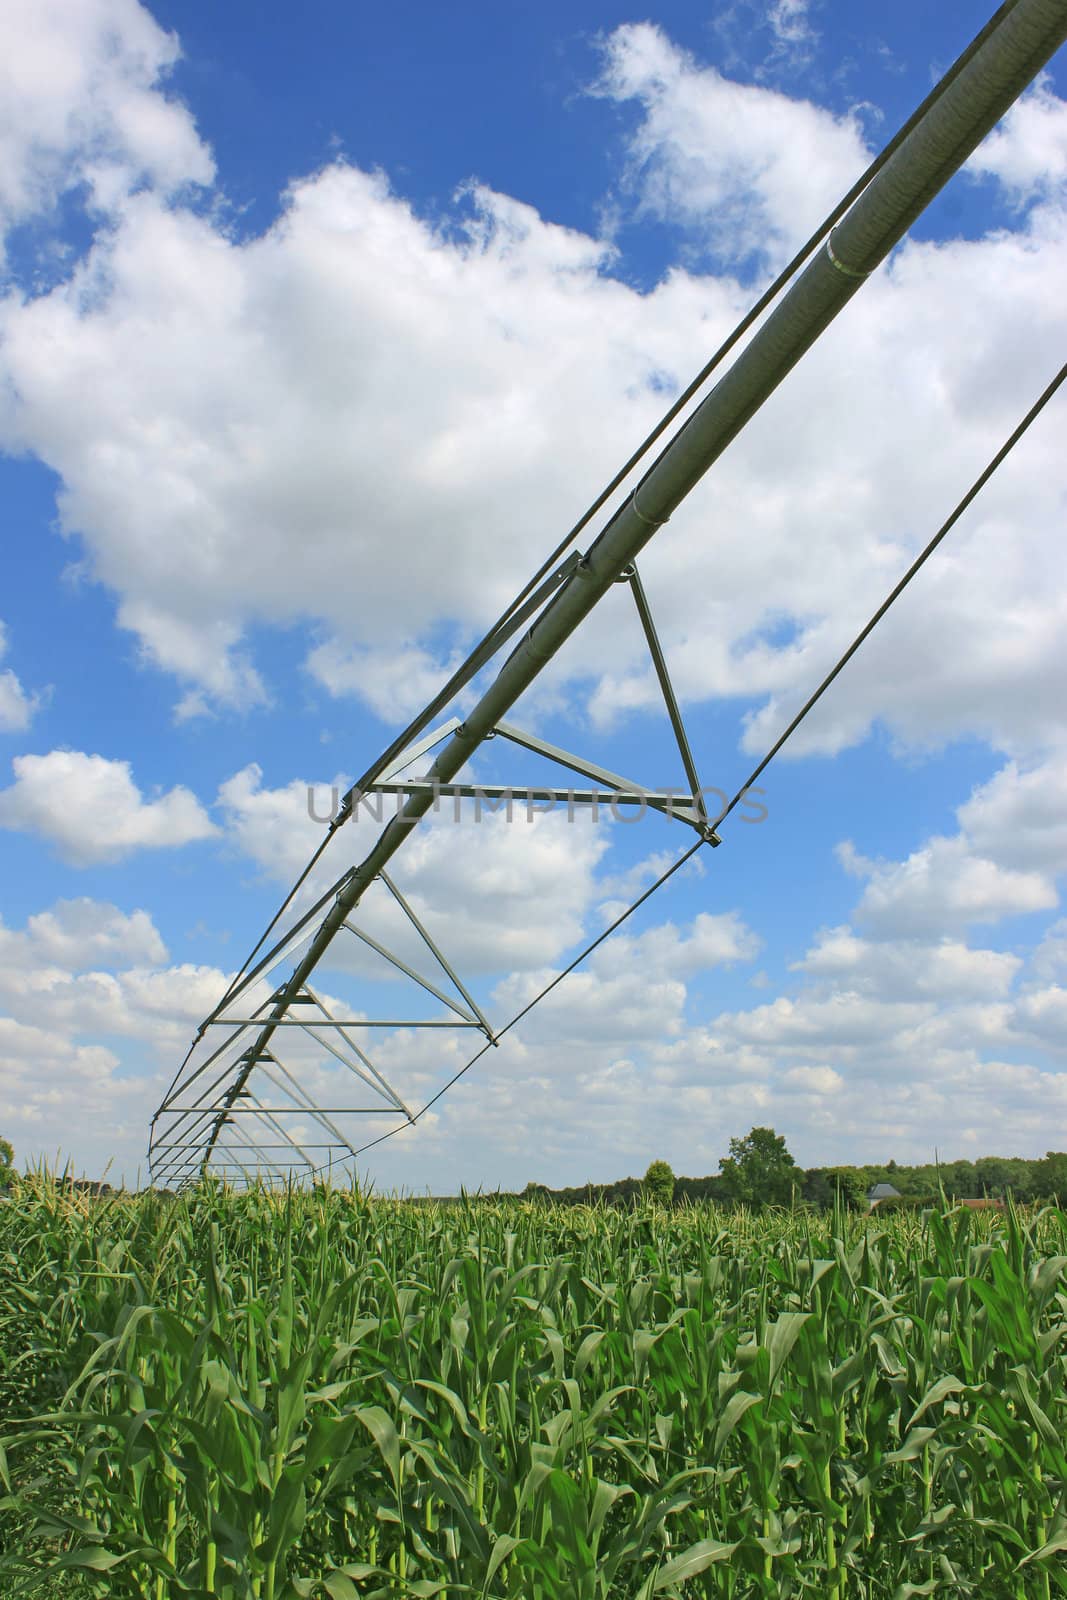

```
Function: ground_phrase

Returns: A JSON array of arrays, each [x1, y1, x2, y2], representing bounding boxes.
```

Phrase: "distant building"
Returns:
[[867, 1182, 901, 1209]]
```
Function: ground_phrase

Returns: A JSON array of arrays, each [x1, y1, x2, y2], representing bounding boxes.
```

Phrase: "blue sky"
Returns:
[[1, 0, 1066, 1189]]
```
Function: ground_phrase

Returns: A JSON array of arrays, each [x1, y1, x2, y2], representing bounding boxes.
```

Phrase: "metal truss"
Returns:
[[150, 565, 718, 1189], [150, 0, 1067, 1189]]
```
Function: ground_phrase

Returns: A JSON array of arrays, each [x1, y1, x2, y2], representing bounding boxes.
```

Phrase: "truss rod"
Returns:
[[152, 1104, 232, 1174], [627, 564, 708, 823], [299, 986, 413, 1113], [206, 868, 354, 1028], [341, 921, 477, 1023], [161, 1143, 348, 1151], [152, 1039, 280, 1152], [488, 724, 715, 838], [163, 1108, 413, 1115], [201, 1017, 482, 1029], [367, 780, 706, 819], [155, 1018, 250, 1122], [242, 1094, 320, 1169], [379, 870, 495, 1041], [257, 1060, 366, 1155], [216, 1120, 305, 1175], [154, 989, 276, 1122]]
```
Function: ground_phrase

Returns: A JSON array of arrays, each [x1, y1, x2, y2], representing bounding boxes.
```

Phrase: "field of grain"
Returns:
[[1, 1180, 1065, 1597]]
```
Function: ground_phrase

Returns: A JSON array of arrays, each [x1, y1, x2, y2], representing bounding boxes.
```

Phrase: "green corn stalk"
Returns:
[[2, 1173, 1067, 1597]]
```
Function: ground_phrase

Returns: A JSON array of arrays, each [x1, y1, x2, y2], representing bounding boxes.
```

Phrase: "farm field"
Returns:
[[1, 1182, 1065, 1597]]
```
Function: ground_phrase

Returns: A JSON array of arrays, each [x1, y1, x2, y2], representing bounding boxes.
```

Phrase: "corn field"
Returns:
[[0, 1179, 1065, 1598]]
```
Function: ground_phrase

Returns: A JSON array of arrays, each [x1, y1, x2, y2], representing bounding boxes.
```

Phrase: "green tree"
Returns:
[[643, 1160, 675, 1206], [803, 1165, 866, 1210], [940, 1159, 977, 1199], [828, 1166, 867, 1209], [0, 1136, 13, 1189], [720, 1127, 797, 1208], [974, 1156, 1018, 1198], [1033, 1151, 1067, 1204]]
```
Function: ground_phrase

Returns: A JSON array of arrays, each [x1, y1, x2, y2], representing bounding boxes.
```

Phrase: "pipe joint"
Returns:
[[631, 487, 668, 529], [824, 229, 869, 280]]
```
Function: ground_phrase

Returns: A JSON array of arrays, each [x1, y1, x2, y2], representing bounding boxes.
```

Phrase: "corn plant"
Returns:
[[1, 1175, 1065, 1596]]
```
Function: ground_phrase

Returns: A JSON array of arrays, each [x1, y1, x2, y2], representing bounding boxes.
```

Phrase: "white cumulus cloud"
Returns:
[[0, 897, 166, 972], [840, 836, 1056, 938], [968, 75, 1067, 203], [0, 0, 212, 250], [0, 750, 217, 864], [0, 9, 1064, 765], [0, 622, 41, 733], [957, 753, 1067, 874], [595, 21, 869, 265]]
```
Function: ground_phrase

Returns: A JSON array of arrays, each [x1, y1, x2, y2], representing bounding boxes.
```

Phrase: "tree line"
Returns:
[[518, 1128, 1067, 1210], [3, 1128, 1065, 1209]]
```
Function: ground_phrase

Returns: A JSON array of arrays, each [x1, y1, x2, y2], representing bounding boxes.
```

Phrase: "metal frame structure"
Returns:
[[151, 0, 1067, 1189]]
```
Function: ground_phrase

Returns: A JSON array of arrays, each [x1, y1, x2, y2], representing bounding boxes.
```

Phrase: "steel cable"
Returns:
[[295, 350, 1067, 1181]]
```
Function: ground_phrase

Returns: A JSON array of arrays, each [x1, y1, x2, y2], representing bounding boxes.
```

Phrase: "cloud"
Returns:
[[796, 924, 1022, 1001], [0, 0, 212, 216], [659, 959, 1064, 1172], [767, 0, 816, 55], [968, 75, 1067, 204], [782, 1064, 842, 1094], [830, 755, 1067, 941], [839, 836, 1056, 938], [0, 1015, 124, 1130], [0, 749, 218, 864], [481, 908, 759, 1053], [514, 791, 1048, 1175], [579, 71, 1067, 763], [0, 671, 34, 733], [122, 606, 267, 718], [0, 165, 711, 716], [592, 910, 760, 978], [159, 749, 1067, 1191], [387, 808, 612, 976], [0, 12, 1063, 766], [0, 0, 212, 253], [0, 895, 231, 1181], [159, 774, 753, 1185], [7, 841, 1059, 1192], [1012, 983, 1067, 1052], [0, 897, 166, 972], [714, 988, 932, 1049], [1030, 917, 1067, 981], [0, 960, 226, 1046], [488, 785, 1051, 1178], [0, 622, 41, 732], [352, 961, 1067, 1187], [594, 21, 869, 266], [4, 7, 1067, 1191], [216, 762, 335, 883], [306, 640, 469, 724], [956, 754, 1067, 874]]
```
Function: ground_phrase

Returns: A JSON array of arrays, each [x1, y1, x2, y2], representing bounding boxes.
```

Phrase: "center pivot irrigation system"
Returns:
[[150, 0, 1067, 1191]]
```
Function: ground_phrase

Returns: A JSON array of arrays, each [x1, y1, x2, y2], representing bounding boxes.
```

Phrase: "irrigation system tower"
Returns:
[[151, 0, 1067, 1191]]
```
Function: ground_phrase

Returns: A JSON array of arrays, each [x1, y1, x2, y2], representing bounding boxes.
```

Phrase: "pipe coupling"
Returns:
[[631, 487, 668, 529], [824, 229, 869, 280]]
